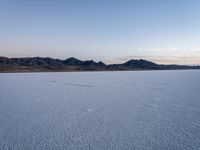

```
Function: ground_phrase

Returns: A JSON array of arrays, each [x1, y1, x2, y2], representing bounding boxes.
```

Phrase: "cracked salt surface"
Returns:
[[64, 83, 95, 87], [0, 70, 200, 150]]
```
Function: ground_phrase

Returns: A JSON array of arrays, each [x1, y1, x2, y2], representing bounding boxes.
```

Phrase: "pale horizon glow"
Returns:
[[0, 0, 200, 65]]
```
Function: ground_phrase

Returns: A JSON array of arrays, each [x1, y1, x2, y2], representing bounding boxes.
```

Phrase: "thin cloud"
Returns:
[[112, 47, 200, 65]]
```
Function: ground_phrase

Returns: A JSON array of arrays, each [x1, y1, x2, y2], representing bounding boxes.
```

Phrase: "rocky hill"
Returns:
[[0, 56, 199, 72]]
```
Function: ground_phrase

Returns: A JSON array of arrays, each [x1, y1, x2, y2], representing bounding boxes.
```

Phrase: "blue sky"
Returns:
[[0, 0, 200, 64]]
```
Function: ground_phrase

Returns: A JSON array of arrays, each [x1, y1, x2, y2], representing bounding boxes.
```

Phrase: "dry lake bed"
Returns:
[[0, 70, 200, 150]]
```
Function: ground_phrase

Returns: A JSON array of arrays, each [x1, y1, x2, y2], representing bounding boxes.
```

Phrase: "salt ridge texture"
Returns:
[[0, 70, 200, 149]]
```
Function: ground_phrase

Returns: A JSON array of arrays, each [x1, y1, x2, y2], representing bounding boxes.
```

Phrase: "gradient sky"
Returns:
[[0, 0, 200, 64]]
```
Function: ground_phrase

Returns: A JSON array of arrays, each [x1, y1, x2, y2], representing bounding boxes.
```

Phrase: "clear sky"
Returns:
[[0, 0, 200, 64]]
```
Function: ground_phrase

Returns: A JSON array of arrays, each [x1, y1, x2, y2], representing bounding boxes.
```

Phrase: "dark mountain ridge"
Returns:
[[0, 56, 199, 72]]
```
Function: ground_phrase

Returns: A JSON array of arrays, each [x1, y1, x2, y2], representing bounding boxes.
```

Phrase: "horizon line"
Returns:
[[1, 56, 200, 66]]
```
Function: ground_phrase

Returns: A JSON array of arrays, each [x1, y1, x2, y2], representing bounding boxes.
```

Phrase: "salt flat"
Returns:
[[0, 70, 200, 150]]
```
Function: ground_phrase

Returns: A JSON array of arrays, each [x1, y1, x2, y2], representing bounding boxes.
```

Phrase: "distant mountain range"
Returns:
[[0, 56, 200, 72]]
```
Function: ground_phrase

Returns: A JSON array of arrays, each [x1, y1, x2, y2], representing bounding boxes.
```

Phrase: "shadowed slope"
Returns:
[[0, 56, 199, 72]]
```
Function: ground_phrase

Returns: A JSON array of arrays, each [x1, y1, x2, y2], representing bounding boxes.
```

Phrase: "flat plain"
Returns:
[[0, 70, 200, 150]]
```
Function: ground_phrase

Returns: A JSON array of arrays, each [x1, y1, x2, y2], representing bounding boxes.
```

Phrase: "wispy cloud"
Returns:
[[112, 48, 200, 65]]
